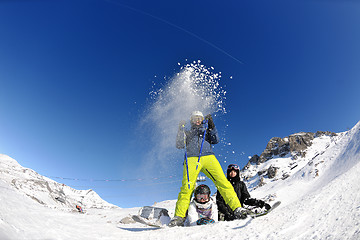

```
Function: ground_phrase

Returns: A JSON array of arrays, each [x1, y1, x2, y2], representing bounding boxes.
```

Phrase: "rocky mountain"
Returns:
[[0, 154, 118, 212], [242, 129, 342, 190]]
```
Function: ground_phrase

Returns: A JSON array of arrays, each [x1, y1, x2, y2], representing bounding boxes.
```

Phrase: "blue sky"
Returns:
[[1, 0, 359, 208]]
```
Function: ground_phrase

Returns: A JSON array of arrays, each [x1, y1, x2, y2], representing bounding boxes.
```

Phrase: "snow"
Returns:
[[1, 121, 360, 239]]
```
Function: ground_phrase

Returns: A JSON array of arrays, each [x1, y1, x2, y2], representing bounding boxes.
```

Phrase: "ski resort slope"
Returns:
[[0, 121, 359, 240], [241, 121, 360, 239]]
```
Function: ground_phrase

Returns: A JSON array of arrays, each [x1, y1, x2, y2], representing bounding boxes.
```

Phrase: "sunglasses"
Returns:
[[195, 194, 209, 202], [227, 164, 239, 170]]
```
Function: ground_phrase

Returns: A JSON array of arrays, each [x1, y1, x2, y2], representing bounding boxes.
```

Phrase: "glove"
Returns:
[[264, 203, 271, 211], [178, 120, 186, 130], [196, 217, 215, 225], [255, 199, 271, 210], [256, 199, 265, 208], [234, 207, 247, 219], [205, 114, 215, 130]]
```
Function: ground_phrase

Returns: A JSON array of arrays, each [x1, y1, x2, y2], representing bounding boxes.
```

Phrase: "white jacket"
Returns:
[[185, 197, 218, 226]]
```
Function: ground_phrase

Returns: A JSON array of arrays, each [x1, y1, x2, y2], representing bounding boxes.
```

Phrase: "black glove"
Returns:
[[255, 200, 271, 210], [196, 217, 215, 225], [256, 200, 265, 208], [264, 203, 271, 211], [205, 114, 215, 130]]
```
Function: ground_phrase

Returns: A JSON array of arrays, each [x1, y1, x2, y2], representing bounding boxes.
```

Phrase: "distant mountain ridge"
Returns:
[[0, 154, 118, 212]]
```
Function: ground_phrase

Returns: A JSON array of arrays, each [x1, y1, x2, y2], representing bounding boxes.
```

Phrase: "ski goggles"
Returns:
[[191, 115, 204, 123], [195, 194, 209, 202], [227, 164, 239, 170]]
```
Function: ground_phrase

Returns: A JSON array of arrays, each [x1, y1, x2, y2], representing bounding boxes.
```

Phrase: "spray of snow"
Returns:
[[141, 60, 227, 172]]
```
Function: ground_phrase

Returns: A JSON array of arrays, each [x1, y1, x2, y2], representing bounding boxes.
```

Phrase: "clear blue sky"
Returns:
[[1, 0, 359, 208]]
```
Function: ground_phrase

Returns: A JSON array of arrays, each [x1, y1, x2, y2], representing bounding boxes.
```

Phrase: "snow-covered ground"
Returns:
[[1, 121, 359, 240]]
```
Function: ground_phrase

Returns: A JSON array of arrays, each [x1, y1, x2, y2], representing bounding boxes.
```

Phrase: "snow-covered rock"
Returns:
[[247, 131, 337, 165], [242, 129, 343, 189]]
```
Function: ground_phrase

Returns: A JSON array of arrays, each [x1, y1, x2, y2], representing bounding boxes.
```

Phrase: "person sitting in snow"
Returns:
[[185, 184, 218, 226], [168, 111, 247, 227], [216, 164, 271, 221], [75, 205, 83, 213]]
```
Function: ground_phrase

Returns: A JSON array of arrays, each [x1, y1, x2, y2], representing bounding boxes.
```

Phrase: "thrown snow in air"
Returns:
[[141, 61, 227, 171]]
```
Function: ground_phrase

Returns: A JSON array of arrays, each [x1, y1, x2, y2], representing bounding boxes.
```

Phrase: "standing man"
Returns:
[[168, 111, 247, 227]]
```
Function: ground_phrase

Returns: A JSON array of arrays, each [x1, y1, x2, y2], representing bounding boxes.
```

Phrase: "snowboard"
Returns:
[[249, 201, 281, 218], [132, 215, 165, 228]]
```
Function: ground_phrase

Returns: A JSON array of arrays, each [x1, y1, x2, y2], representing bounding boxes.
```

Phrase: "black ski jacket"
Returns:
[[216, 180, 250, 220], [216, 177, 265, 221]]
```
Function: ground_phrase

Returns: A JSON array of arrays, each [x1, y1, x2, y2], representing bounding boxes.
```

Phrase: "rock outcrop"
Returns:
[[248, 131, 337, 165], [242, 130, 338, 185]]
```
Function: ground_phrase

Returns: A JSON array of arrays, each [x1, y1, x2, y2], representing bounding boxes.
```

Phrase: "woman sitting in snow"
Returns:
[[185, 184, 218, 226], [216, 164, 271, 221]]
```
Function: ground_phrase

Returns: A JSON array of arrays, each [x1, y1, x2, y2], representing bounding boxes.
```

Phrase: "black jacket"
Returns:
[[216, 180, 251, 220], [216, 173, 265, 220]]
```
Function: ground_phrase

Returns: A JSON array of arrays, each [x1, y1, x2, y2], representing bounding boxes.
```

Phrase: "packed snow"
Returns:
[[1, 121, 359, 239]]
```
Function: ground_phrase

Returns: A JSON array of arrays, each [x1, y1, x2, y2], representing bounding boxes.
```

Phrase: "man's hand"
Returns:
[[205, 114, 215, 130]]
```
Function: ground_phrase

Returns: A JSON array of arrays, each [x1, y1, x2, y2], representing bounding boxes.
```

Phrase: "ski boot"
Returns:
[[234, 207, 248, 219], [168, 216, 185, 227]]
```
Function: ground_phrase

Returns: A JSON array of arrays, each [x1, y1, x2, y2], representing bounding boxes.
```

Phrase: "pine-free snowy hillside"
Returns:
[[1, 121, 359, 240], [0, 154, 117, 211]]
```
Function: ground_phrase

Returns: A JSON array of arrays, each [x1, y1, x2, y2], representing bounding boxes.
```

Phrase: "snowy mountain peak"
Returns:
[[242, 126, 350, 191], [247, 130, 338, 167], [0, 154, 118, 212]]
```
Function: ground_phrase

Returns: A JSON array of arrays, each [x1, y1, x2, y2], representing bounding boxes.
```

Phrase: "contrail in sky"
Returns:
[[102, 0, 244, 64]]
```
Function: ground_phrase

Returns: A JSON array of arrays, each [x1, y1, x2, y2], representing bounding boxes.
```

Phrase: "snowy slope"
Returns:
[[0, 121, 359, 240], [0, 154, 117, 211], [242, 130, 347, 203], [242, 121, 360, 239]]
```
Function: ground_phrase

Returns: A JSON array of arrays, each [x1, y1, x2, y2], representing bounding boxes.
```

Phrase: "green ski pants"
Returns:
[[174, 155, 241, 218]]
